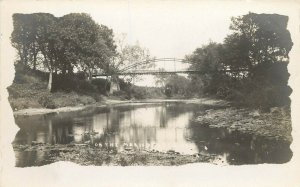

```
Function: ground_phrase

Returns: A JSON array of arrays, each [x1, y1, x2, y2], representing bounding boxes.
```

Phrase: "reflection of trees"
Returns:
[[51, 118, 73, 144], [15, 150, 53, 167], [14, 114, 75, 145], [187, 121, 292, 164], [14, 115, 49, 145], [88, 107, 158, 150], [118, 125, 157, 150], [81, 104, 200, 151]]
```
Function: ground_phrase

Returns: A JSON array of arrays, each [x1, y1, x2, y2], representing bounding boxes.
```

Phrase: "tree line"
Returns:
[[184, 13, 293, 109], [11, 13, 152, 92], [11, 13, 118, 91], [154, 13, 292, 109], [11, 12, 293, 109]]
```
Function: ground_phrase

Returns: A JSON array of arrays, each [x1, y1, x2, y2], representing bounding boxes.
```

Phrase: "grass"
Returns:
[[7, 66, 165, 111], [7, 69, 99, 111]]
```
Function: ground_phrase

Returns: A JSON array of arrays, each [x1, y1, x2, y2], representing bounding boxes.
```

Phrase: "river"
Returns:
[[13, 101, 292, 167]]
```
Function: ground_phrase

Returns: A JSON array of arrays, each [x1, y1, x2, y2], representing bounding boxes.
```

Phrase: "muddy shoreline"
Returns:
[[13, 98, 228, 116], [13, 144, 214, 166]]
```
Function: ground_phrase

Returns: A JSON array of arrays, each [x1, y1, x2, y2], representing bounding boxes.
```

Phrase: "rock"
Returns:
[[193, 153, 200, 158], [31, 141, 44, 146], [270, 107, 281, 114], [249, 110, 260, 117], [124, 147, 132, 151]]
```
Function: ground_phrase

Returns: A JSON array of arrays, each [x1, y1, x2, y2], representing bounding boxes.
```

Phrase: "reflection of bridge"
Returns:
[[92, 58, 193, 77]]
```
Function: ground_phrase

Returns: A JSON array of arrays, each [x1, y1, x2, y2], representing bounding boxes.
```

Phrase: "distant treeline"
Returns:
[[184, 13, 293, 109]]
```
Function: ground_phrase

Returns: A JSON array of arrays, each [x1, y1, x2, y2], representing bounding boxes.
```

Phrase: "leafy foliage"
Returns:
[[11, 13, 117, 91], [185, 12, 293, 109]]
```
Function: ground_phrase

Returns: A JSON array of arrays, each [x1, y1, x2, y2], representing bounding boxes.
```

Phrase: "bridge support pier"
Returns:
[[109, 75, 120, 94]]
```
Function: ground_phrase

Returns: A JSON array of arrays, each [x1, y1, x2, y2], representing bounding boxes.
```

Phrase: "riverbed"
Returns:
[[12, 99, 292, 167]]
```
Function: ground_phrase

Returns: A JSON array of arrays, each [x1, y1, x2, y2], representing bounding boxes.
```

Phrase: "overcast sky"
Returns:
[[1, 0, 298, 86]]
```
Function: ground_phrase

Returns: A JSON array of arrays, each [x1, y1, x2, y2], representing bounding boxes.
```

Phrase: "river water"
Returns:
[[13, 102, 292, 167]]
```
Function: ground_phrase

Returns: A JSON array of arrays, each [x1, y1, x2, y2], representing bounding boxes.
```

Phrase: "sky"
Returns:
[[1, 0, 298, 86]]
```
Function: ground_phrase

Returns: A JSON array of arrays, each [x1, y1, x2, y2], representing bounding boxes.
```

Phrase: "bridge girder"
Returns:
[[92, 57, 249, 77]]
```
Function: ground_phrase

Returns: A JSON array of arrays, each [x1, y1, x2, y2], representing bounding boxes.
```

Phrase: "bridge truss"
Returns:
[[92, 57, 248, 77]]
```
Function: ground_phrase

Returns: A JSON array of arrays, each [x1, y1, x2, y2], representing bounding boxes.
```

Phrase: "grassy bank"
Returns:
[[7, 65, 167, 111], [7, 73, 100, 111]]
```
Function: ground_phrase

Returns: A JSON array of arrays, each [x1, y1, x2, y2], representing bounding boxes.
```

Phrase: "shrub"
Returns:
[[89, 93, 103, 102], [91, 79, 109, 94], [38, 95, 56, 109], [77, 80, 97, 93], [112, 90, 130, 99]]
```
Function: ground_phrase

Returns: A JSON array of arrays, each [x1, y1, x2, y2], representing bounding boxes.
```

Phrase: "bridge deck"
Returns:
[[92, 69, 248, 77], [92, 70, 202, 77]]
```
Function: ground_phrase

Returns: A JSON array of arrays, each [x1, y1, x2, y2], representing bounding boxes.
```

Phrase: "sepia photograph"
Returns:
[[0, 0, 300, 186]]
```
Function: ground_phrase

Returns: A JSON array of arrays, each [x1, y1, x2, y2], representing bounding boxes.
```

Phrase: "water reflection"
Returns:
[[188, 121, 292, 165], [13, 102, 292, 166]]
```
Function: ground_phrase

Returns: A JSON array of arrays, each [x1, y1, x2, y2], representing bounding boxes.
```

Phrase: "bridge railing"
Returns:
[[91, 57, 249, 77], [118, 58, 188, 73]]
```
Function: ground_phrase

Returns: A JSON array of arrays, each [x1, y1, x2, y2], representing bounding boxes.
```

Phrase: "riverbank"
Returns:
[[13, 144, 214, 166], [193, 106, 292, 143], [7, 65, 166, 112], [12, 98, 127, 116], [13, 97, 229, 116]]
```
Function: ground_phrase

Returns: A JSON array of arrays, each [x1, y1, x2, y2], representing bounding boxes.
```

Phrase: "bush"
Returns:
[[38, 95, 56, 109], [89, 93, 103, 102], [77, 80, 97, 93], [7, 86, 20, 98], [91, 79, 109, 94], [112, 90, 130, 99]]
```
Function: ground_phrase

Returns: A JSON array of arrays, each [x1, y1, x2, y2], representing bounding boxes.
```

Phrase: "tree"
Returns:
[[154, 68, 170, 87], [34, 13, 59, 91], [11, 13, 118, 92], [58, 13, 117, 80], [164, 74, 190, 96], [112, 39, 154, 84], [185, 42, 224, 94], [11, 14, 38, 68], [227, 13, 293, 81], [221, 13, 293, 107]]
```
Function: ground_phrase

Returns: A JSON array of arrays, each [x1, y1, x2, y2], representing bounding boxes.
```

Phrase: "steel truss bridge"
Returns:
[[92, 58, 247, 77]]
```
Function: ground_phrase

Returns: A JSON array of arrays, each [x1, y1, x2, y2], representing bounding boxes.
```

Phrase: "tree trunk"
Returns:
[[88, 69, 93, 81], [33, 53, 37, 70], [47, 70, 53, 92], [23, 46, 28, 66], [33, 42, 37, 70], [62, 62, 66, 75]]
